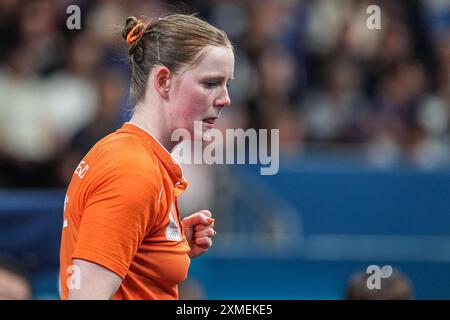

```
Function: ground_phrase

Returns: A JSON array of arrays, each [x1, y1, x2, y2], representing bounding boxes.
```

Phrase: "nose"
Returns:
[[214, 88, 231, 109]]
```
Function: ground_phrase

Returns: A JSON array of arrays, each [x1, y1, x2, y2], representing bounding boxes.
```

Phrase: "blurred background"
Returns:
[[0, 0, 450, 299]]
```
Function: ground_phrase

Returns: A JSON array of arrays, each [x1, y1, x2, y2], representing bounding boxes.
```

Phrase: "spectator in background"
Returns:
[[0, 255, 32, 300], [345, 270, 414, 300], [0, 1, 99, 188], [411, 31, 450, 168], [299, 56, 368, 145], [57, 67, 127, 185], [365, 60, 428, 166]]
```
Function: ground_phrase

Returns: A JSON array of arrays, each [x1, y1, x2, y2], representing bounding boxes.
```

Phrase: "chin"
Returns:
[[190, 120, 212, 142], [191, 130, 212, 143], [202, 131, 212, 143]]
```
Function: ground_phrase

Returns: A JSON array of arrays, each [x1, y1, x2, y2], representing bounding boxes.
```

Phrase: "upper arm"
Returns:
[[67, 259, 122, 300], [64, 154, 161, 298], [72, 167, 160, 279]]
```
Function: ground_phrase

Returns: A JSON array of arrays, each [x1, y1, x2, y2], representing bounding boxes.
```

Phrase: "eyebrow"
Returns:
[[203, 74, 234, 81]]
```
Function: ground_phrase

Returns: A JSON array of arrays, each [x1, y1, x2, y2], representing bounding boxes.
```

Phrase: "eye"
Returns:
[[226, 81, 231, 88], [203, 81, 218, 89]]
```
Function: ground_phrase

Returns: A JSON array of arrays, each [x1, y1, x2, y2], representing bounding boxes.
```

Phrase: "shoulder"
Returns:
[[85, 131, 163, 193]]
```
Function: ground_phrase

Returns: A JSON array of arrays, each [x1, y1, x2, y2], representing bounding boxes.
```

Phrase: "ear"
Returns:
[[153, 66, 172, 99]]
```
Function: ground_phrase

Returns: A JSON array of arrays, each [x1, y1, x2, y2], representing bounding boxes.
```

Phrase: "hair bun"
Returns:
[[123, 16, 145, 45]]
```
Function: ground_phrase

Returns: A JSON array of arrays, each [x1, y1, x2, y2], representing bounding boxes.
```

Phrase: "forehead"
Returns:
[[183, 46, 235, 79]]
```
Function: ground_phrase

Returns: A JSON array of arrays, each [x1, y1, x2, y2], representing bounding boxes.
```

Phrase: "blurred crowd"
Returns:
[[1, 0, 450, 188]]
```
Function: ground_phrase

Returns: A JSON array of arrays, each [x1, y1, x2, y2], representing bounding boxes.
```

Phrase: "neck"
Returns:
[[129, 102, 178, 152]]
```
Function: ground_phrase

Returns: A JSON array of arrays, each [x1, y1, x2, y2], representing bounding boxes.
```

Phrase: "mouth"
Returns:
[[202, 117, 218, 129]]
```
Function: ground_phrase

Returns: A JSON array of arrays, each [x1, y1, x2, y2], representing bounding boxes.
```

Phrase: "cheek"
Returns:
[[175, 87, 211, 122]]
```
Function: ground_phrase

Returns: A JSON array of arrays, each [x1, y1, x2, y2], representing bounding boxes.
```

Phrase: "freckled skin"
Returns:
[[169, 46, 235, 141]]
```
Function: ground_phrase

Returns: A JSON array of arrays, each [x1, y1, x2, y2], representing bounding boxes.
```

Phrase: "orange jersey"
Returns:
[[59, 122, 191, 300]]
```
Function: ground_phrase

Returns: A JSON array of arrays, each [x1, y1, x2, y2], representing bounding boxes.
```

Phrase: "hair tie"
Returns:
[[126, 22, 145, 45]]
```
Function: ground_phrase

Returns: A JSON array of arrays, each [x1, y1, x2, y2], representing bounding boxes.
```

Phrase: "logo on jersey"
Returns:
[[166, 204, 182, 241], [74, 160, 89, 179]]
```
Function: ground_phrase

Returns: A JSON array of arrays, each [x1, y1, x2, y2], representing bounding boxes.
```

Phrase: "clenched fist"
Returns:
[[182, 210, 217, 258]]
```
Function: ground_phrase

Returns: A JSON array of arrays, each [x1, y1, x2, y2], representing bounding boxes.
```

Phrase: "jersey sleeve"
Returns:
[[72, 163, 161, 279]]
